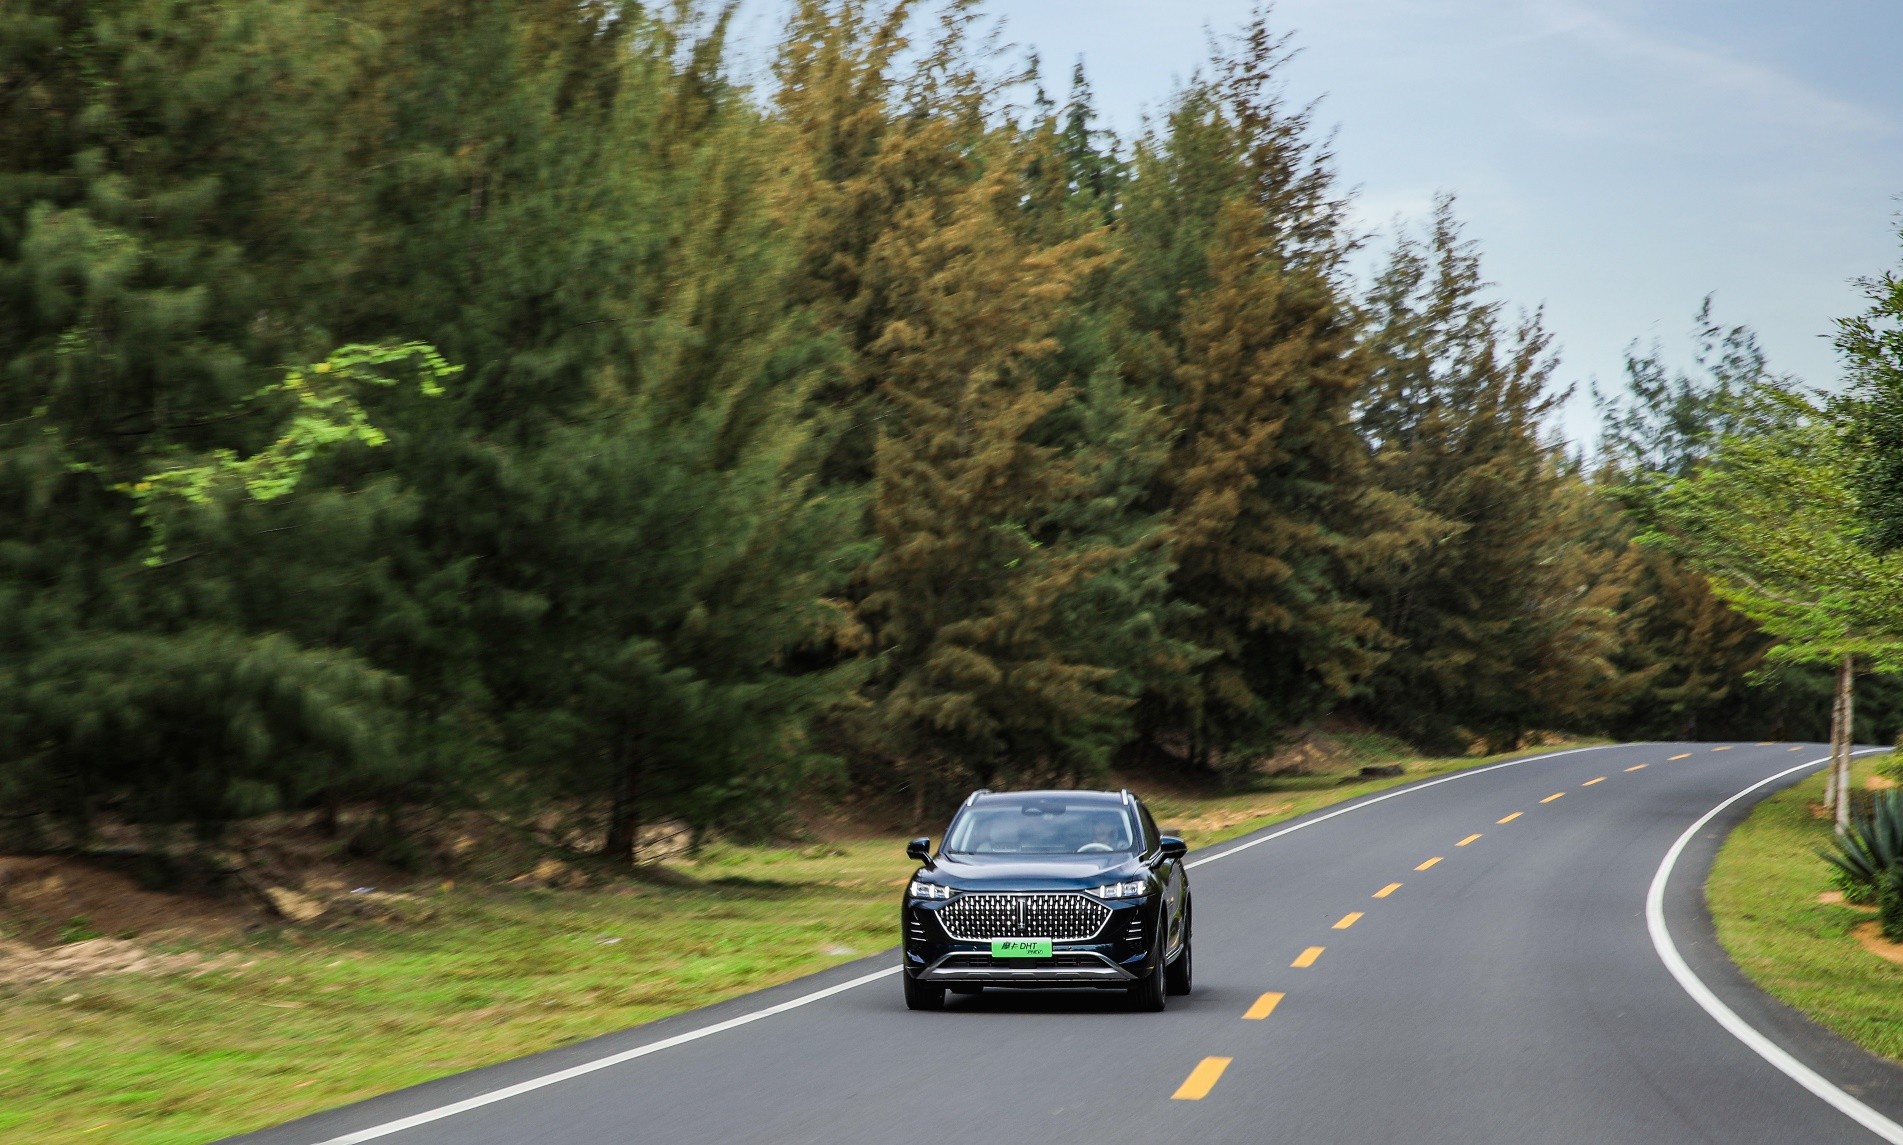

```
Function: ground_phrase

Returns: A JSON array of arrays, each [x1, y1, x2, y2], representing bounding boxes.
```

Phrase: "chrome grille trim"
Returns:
[[936, 892, 1110, 942], [919, 950, 1132, 982]]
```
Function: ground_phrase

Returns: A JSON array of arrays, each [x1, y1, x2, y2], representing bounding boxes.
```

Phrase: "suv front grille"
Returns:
[[937, 892, 1110, 942]]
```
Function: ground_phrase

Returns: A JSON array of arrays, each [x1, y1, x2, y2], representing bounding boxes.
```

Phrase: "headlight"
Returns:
[[1091, 880, 1147, 899], [908, 880, 953, 900]]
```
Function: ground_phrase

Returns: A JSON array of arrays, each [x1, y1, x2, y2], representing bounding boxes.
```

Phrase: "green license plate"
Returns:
[[991, 938, 1053, 958]]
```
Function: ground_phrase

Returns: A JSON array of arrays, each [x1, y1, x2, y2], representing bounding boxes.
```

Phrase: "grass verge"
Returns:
[[1707, 752, 1903, 1064], [1, 738, 1590, 1143]]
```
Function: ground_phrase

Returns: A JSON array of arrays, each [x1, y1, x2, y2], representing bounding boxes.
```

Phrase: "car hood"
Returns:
[[926, 852, 1147, 891]]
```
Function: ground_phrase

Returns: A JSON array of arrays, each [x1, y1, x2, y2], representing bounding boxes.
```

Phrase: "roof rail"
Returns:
[[963, 788, 992, 806]]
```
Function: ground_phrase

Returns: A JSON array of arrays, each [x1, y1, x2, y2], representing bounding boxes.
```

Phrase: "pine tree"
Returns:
[[1593, 296, 1763, 480], [1355, 199, 1614, 750], [1109, 16, 1428, 771], [1590, 302, 1838, 743], [772, 3, 1203, 807], [0, 0, 424, 837], [320, 2, 870, 855]]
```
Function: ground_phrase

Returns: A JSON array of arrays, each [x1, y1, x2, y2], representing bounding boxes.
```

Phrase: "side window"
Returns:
[[1138, 805, 1161, 854]]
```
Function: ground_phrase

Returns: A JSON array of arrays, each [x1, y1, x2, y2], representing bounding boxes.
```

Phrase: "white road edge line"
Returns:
[[308, 739, 1647, 1142], [1185, 743, 1629, 869], [309, 965, 901, 1143], [1646, 749, 1903, 1144]]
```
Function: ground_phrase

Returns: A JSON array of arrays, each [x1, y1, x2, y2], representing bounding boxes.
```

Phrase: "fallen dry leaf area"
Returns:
[[0, 937, 239, 990]]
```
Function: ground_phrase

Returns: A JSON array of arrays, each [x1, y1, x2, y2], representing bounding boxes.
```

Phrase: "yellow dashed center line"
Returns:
[[1292, 946, 1325, 968], [1243, 991, 1284, 1020], [1712, 746, 1732, 752], [1374, 882, 1402, 898], [1625, 764, 1648, 772], [1172, 1056, 1232, 1100], [1334, 911, 1364, 930], [1498, 811, 1523, 824], [1457, 833, 1482, 846], [1669, 753, 1691, 760], [1540, 792, 1565, 803], [1415, 856, 1443, 871], [1789, 745, 1804, 751], [1758, 741, 1776, 746], [1582, 777, 1606, 786]]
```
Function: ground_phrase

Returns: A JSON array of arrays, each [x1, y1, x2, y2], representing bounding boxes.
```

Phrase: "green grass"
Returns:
[[0, 739, 1588, 1143], [1708, 754, 1903, 1064], [0, 876, 904, 1144]]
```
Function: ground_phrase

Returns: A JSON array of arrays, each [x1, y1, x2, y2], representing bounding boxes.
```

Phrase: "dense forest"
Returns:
[[4, 0, 1901, 860]]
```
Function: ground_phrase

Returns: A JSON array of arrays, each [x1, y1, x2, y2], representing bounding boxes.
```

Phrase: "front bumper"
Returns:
[[901, 895, 1158, 988], [916, 950, 1135, 984]]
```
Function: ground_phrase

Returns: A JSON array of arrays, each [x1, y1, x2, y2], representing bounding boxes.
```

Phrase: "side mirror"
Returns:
[[906, 837, 934, 867], [1158, 836, 1188, 861]]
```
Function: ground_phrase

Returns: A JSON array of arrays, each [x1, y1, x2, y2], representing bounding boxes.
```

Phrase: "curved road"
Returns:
[[235, 742, 1903, 1145]]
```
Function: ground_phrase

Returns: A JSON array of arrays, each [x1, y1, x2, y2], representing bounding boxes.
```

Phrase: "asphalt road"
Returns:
[[235, 742, 1903, 1145]]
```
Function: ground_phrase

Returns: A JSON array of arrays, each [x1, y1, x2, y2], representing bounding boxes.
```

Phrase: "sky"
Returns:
[[731, 1, 1903, 446]]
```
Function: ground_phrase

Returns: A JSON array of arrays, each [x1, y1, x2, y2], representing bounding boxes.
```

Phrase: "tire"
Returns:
[[903, 972, 945, 1011], [1166, 903, 1193, 996], [1128, 965, 1167, 1011]]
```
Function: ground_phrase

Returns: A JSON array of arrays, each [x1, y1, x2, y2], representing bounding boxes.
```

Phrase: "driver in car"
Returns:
[[1078, 815, 1126, 853]]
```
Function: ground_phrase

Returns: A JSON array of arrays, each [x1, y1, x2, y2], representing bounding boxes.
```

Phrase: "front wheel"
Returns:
[[1128, 964, 1167, 1012], [1166, 905, 1193, 996], [903, 972, 945, 1011]]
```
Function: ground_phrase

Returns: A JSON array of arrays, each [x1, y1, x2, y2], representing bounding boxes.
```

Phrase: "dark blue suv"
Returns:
[[899, 789, 1192, 1011]]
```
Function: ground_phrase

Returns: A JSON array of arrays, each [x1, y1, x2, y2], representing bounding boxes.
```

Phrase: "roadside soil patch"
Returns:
[[0, 937, 240, 991], [0, 855, 250, 947], [1853, 921, 1903, 967]]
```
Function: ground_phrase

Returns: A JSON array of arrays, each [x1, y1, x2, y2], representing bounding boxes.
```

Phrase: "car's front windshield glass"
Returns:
[[944, 801, 1138, 855]]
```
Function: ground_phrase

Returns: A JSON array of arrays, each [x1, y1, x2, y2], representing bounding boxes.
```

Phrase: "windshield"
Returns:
[[945, 800, 1139, 855]]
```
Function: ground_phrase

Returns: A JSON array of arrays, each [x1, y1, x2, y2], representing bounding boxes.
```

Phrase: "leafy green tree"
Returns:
[[1645, 380, 1903, 821], [1839, 229, 1903, 554]]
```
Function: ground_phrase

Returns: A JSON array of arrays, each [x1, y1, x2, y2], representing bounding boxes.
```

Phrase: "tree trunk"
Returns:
[[1837, 653, 1855, 832], [603, 733, 641, 866], [1826, 669, 1845, 815]]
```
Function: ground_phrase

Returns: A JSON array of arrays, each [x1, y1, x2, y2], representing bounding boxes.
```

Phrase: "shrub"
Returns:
[[1834, 865, 1880, 906], [1883, 865, 1903, 943], [1820, 789, 1903, 899]]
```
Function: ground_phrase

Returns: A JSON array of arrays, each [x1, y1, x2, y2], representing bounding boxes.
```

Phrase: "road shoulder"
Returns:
[[1689, 754, 1903, 1127]]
